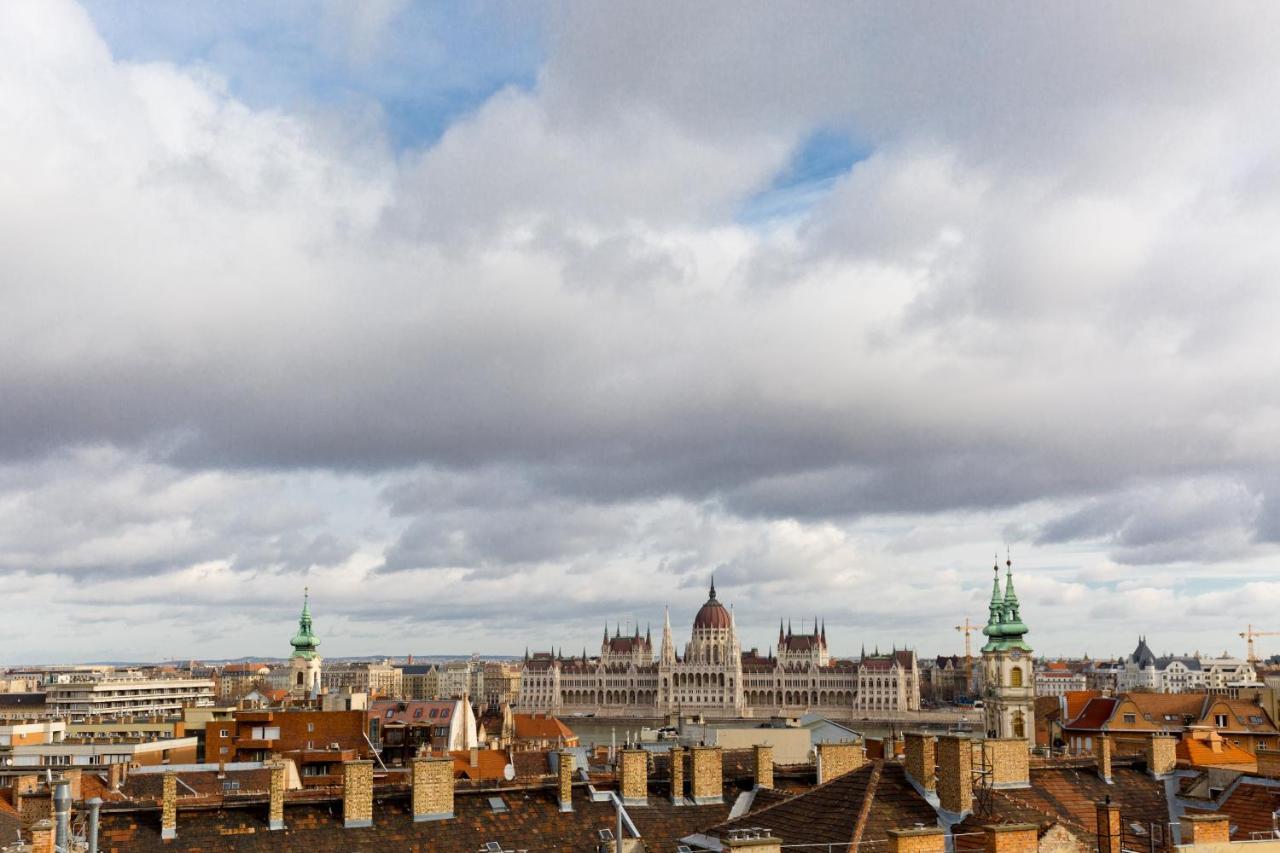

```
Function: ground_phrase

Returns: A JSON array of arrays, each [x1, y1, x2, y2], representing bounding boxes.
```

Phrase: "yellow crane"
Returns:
[[955, 617, 981, 701], [1239, 624, 1280, 664]]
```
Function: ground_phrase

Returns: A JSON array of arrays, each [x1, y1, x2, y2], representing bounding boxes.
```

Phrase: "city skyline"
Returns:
[[5, 2, 1280, 663]]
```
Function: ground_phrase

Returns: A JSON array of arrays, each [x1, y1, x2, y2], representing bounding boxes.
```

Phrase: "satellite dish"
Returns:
[[503, 763, 516, 781]]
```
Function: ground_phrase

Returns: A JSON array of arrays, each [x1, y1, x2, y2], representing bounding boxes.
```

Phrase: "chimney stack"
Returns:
[[816, 741, 864, 784], [981, 739, 1029, 789], [669, 746, 685, 804], [723, 831, 783, 853], [936, 735, 972, 815], [161, 771, 178, 841], [557, 750, 575, 812], [268, 761, 286, 831], [1182, 814, 1231, 846], [753, 743, 774, 790], [1097, 800, 1122, 853], [690, 745, 723, 805], [887, 827, 947, 853], [620, 748, 649, 806], [903, 733, 936, 793], [28, 820, 54, 853], [981, 823, 1039, 853], [1147, 735, 1177, 778], [1095, 735, 1113, 784], [412, 755, 455, 822], [342, 760, 374, 829]]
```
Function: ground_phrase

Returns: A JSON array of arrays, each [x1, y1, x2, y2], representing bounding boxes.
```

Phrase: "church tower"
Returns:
[[981, 556, 1033, 745], [288, 588, 323, 698]]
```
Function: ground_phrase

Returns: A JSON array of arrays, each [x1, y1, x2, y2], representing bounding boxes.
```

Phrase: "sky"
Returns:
[[3, 1, 1280, 665]]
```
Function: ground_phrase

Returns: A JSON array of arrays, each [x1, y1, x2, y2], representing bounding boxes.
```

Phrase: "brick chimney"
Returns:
[[268, 761, 286, 831], [981, 738, 1029, 789], [936, 735, 972, 815], [620, 748, 649, 806], [753, 743, 774, 790], [61, 769, 82, 801], [1257, 746, 1280, 778], [690, 745, 724, 805], [27, 819, 55, 853], [981, 823, 1038, 853], [1182, 814, 1230, 846], [342, 760, 374, 829], [161, 771, 178, 841], [412, 755, 455, 822], [1095, 735, 1112, 784], [1096, 800, 1122, 853], [105, 763, 124, 792], [816, 741, 864, 784], [558, 750, 575, 812], [887, 826, 947, 853], [669, 746, 685, 804], [1147, 735, 1176, 778], [903, 733, 936, 793]]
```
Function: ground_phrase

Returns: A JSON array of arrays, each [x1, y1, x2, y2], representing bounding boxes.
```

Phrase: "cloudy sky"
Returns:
[[3, 1, 1280, 665]]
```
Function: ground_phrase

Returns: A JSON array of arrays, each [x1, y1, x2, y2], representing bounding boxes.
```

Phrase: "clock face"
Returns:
[[1010, 650, 1022, 660]]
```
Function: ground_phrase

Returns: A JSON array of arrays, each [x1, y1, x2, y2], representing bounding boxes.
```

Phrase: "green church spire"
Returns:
[[290, 587, 321, 660]]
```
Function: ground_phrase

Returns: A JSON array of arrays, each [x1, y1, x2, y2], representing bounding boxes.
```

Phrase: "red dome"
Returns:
[[693, 581, 732, 630]]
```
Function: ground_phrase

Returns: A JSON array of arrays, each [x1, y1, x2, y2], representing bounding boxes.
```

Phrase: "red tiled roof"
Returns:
[[1064, 691, 1102, 721], [1065, 697, 1118, 730], [513, 713, 578, 743]]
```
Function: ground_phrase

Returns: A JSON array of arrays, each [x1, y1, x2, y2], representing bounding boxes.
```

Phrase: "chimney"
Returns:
[[1095, 735, 1112, 784], [981, 823, 1038, 853], [903, 733, 936, 793], [620, 748, 649, 806], [1256, 746, 1280, 779], [1182, 814, 1231, 846], [981, 738, 1029, 789], [342, 760, 374, 829], [816, 741, 864, 784], [470, 746, 479, 768], [268, 761, 286, 831], [1096, 800, 1122, 853], [217, 760, 227, 779], [412, 755, 455, 822], [62, 768, 82, 801], [669, 746, 685, 804], [690, 745, 723, 805], [161, 771, 178, 841], [723, 831, 783, 853], [1147, 735, 1177, 778], [87, 797, 102, 853], [108, 762, 126, 791], [753, 744, 774, 790], [28, 819, 55, 853], [557, 750, 575, 812], [936, 735, 972, 815], [887, 826, 947, 853]]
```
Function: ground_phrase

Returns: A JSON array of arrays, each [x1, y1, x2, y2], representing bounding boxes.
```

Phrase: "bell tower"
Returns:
[[981, 556, 1034, 745], [288, 588, 323, 699]]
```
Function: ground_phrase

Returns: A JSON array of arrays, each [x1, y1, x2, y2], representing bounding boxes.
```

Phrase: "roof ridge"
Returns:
[[847, 761, 883, 853]]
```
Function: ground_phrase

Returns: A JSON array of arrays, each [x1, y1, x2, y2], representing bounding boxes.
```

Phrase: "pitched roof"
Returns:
[[1178, 734, 1257, 769], [371, 699, 458, 726], [449, 749, 512, 780], [97, 784, 636, 851], [1064, 691, 1102, 721], [703, 761, 936, 849], [1200, 698, 1278, 733], [1065, 697, 1118, 730], [513, 713, 578, 743]]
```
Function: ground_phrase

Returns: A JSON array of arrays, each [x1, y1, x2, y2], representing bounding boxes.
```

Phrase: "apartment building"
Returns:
[[44, 676, 215, 717]]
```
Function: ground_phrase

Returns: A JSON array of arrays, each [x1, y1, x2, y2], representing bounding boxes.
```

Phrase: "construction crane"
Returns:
[[955, 617, 981, 701], [1239, 624, 1280, 665]]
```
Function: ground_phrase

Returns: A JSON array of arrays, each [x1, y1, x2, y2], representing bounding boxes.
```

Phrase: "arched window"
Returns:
[[1010, 667, 1023, 687], [296, 671, 304, 686], [1013, 712, 1026, 739]]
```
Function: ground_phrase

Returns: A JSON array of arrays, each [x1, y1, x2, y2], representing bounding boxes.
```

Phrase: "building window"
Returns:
[[1123, 713, 1136, 723], [1215, 714, 1228, 727], [1009, 668, 1023, 687]]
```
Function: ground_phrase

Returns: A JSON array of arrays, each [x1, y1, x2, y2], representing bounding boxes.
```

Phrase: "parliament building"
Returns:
[[516, 580, 921, 717]]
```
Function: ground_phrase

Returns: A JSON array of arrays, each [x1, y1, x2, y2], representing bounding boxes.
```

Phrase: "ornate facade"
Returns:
[[516, 581, 921, 716]]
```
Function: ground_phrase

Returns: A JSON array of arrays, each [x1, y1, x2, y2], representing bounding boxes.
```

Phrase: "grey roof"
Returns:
[[1154, 655, 1202, 671], [1130, 637, 1156, 668]]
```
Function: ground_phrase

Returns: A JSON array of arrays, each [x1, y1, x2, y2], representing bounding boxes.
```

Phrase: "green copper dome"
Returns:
[[982, 556, 1031, 653], [289, 588, 321, 660]]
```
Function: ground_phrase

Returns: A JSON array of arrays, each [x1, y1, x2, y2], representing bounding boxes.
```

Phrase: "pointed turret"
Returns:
[[289, 588, 321, 660]]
